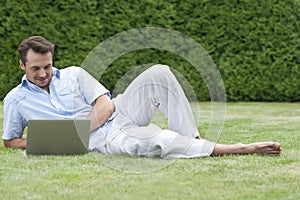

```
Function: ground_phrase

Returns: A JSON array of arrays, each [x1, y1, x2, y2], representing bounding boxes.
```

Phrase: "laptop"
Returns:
[[26, 119, 91, 155]]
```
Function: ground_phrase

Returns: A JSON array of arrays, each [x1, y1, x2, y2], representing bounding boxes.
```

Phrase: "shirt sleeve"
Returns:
[[77, 67, 110, 105], [2, 98, 26, 140]]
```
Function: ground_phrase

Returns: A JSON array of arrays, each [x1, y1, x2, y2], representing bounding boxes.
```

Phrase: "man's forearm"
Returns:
[[86, 94, 115, 131], [3, 138, 26, 149]]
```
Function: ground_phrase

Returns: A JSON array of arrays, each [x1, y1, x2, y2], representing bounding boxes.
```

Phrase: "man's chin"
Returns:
[[36, 79, 49, 85], [36, 82, 50, 89]]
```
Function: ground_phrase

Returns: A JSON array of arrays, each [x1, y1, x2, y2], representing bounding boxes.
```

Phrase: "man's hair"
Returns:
[[18, 36, 55, 65]]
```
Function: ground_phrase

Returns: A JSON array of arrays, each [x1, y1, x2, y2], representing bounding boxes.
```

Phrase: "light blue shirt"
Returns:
[[2, 66, 111, 150]]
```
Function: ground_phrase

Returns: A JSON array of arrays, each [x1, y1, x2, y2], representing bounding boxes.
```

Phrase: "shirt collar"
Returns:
[[21, 67, 60, 87]]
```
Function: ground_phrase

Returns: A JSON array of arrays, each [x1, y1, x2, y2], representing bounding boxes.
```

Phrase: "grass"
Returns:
[[0, 102, 299, 200]]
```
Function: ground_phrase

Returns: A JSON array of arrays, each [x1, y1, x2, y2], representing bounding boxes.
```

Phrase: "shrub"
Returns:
[[0, 0, 299, 101]]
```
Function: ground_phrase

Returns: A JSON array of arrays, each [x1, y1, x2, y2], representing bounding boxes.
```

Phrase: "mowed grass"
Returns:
[[0, 102, 299, 200]]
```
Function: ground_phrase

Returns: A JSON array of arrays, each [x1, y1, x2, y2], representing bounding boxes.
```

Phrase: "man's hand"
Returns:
[[86, 94, 115, 131], [3, 138, 27, 149]]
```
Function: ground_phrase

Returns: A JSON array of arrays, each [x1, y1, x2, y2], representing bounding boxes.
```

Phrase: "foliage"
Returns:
[[0, 0, 299, 101]]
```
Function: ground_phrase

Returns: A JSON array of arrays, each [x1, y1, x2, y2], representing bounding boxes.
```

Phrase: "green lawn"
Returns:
[[0, 102, 299, 200]]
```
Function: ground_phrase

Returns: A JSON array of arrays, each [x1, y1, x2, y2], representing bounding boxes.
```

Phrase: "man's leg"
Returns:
[[106, 64, 281, 157], [113, 64, 200, 138], [102, 64, 217, 158], [104, 125, 215, 158]]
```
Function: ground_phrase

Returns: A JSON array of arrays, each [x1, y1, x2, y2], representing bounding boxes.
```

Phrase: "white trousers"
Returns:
[[96, 64, 215, 158]]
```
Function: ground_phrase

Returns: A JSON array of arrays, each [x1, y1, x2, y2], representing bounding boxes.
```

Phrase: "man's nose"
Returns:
[[38, 69, 47, 77]]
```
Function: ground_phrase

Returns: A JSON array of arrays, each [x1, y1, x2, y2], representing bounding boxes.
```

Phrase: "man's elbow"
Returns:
[[3, 138, 26, 149]]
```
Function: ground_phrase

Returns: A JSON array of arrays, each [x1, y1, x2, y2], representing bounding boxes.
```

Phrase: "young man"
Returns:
[[2, 36, 281, 157]]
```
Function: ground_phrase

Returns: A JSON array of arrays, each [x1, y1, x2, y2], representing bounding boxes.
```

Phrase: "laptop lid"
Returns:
[[26, 119, 91, 155]]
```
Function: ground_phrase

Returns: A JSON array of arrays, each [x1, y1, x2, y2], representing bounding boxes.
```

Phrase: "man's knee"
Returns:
[[150, 64, 171, 75], [148, 64, 176, 82]]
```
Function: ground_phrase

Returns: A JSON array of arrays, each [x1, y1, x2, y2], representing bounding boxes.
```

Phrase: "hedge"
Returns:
[[0, 0, 299, 101]]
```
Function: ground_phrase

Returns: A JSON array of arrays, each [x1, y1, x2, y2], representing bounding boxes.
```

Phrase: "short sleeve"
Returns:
[[77, 68, 110, 105]]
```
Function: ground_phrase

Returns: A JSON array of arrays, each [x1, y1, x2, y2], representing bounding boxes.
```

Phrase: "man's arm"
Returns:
[[3, 138, 26, 149], [86, 94, 115, 131]]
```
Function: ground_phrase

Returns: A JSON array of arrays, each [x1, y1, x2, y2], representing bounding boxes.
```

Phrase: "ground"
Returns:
[[0, 102, 299, 200]]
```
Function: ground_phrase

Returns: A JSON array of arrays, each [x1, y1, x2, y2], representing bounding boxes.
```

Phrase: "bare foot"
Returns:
[[242, 142, 282, 156]]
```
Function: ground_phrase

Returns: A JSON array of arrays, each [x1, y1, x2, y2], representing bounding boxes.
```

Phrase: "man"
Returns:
[[2, 36, 281, 157]]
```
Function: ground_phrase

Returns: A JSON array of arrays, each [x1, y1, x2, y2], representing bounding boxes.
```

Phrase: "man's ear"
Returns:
[[20, 59, 26, 70]]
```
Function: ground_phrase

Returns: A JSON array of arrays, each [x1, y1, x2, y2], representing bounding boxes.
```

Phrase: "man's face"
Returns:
[[20, 49, 53, 91]]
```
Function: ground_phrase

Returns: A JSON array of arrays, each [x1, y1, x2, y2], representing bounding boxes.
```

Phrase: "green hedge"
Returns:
[[0, 0, 299, 101]]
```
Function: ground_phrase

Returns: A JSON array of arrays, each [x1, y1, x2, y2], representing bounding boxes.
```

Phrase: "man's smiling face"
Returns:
[[20, 48, 53, 92]]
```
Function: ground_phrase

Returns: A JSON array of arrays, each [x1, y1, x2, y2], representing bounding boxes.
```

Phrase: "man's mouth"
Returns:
[[37, 77, 48, 83]]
